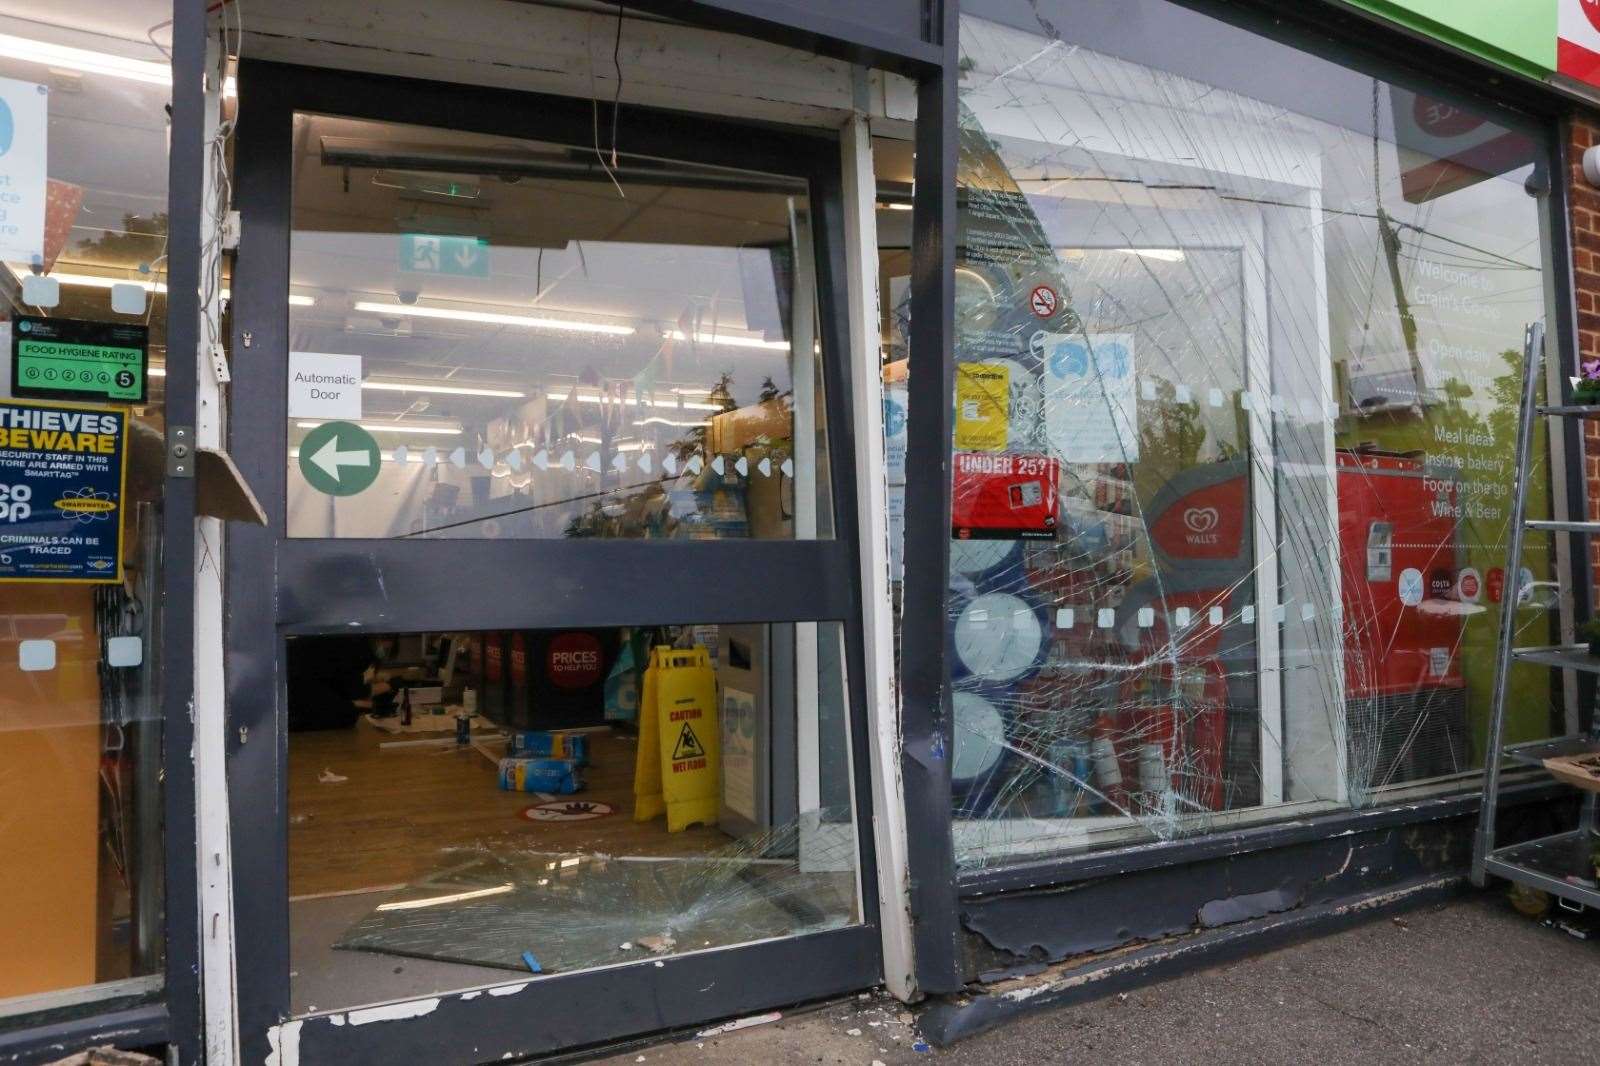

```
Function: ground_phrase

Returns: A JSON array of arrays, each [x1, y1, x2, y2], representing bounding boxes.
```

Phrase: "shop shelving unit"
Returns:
[[1471, 322, 1600, 908]]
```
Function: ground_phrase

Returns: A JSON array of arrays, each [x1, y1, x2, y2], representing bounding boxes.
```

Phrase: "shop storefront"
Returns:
[[1, 1, 1597, 1063]]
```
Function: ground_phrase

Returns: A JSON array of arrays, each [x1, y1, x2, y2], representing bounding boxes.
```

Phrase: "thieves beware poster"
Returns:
[[0, 397, 128, 583]]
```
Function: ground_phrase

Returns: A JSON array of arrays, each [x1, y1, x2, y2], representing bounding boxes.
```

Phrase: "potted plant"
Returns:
[[1576, 357, 1600, 405], [1581, 617, 1600, 657]]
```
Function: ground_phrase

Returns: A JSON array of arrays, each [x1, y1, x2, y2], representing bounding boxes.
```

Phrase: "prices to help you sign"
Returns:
[[0, 76, 47, 267], [0, 398, 128, 583]]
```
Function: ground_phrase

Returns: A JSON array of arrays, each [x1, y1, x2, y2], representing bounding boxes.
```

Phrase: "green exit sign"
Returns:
[[400, 233, 490, 277], [11, 316, 149, 404]]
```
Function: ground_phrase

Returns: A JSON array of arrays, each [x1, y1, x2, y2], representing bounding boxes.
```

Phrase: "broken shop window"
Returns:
[[938, 4, 1566, 868]]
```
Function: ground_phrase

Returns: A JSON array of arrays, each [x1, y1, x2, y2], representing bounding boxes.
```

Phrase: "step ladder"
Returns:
[[1470, 321, 1600, 907]]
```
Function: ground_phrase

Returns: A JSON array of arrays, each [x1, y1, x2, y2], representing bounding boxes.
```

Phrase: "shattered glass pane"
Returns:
[[944, 2, 1565, 867], [336, 814, 857, 975], [288, 622, 861, 1012]]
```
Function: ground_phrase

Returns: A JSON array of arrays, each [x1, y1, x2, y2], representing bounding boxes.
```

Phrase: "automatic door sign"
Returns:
[[298, 420, 381, 496], [0, 398, 127, 583], [521, 800, 613, 823]]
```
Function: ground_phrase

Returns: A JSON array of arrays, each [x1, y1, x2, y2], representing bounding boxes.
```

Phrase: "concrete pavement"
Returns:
[[590, 893, 1600, 1065]]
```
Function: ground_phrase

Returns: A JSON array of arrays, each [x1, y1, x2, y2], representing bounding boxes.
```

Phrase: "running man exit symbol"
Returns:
[[400, 233, 489, 277]]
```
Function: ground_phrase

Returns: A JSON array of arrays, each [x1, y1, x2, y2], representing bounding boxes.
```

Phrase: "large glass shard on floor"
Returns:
[[335, 816, 858, 974]]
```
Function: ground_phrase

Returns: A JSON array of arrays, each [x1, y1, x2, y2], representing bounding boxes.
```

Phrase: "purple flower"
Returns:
[[1584, 358, 1600, 381]]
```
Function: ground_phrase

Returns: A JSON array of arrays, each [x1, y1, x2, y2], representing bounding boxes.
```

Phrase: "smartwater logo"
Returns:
[[1182, 506, 1219, 545]]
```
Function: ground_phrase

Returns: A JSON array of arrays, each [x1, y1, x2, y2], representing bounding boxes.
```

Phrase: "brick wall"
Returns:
[[1570, 120, 1600, 583]]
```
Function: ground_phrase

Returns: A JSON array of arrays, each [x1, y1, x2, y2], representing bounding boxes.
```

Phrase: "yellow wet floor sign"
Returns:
[[653, 645, 720, 832], [632, 647, 666, 821]]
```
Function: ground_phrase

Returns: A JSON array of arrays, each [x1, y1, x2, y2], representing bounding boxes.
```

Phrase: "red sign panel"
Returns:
[[547, 632, 604, 689], [951, 452, 1059, 540], [1147, 475, 1249, 563]]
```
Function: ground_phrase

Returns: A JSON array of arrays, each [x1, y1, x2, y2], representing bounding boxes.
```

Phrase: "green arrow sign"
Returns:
[[399, 233, 489, 277], [298, 421, 381, 496]]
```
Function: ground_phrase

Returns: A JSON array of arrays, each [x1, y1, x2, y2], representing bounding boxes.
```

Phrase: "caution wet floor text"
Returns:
[[632, 645, 720, 831]]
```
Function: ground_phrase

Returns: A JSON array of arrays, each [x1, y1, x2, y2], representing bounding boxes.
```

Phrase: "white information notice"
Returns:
[[721, 687, 758, 822], [1039, 331, 1138, 463], [0, 77, 49, 267], [289, 352, 363, 419]]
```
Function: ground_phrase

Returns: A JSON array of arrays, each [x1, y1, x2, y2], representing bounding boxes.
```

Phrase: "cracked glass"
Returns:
[[940, 0, 1566, 867]]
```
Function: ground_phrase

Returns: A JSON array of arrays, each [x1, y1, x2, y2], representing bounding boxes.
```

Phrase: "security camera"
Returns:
[[396, 286, 420, 305], [1585, 146, 1600, 188]]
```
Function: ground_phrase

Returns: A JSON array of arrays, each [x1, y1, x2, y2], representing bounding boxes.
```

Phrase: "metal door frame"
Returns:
[[226, 59, 883, 1063]]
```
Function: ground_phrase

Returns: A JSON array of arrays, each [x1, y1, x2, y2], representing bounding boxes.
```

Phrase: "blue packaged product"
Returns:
[[498, 757, 583, 794], [507, 730, 590, 765]]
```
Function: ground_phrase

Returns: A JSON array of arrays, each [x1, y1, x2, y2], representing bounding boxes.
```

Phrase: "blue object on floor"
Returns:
[[522, 951, 542, 974]]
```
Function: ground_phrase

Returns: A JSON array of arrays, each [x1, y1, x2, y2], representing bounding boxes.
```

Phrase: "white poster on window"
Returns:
[[0, 77, 48, 267], [1039, 331, 1137, 463]]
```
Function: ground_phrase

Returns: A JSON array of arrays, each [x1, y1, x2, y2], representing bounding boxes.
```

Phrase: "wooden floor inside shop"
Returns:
[[288, 721, 728, 899]]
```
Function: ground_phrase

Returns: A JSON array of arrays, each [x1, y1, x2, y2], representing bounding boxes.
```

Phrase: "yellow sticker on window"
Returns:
[[955, 362, 1010, 451]]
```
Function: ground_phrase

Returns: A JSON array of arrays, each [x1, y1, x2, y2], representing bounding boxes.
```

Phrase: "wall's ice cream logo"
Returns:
[[1182, 506, 1220, 544]]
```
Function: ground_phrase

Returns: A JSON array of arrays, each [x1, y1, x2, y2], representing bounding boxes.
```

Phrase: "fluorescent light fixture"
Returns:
[[635, 416, 712, 429], [296, 420, 461, 436], [375, 884, 515, 912], [665, 329, 788, 351], [149, 367, 167, 378], [7, 267, 314, 306], [354, 300, 634, 336], [1115, 248, 1186, 263], [362, 379, 525, 399], [0, 33, 168, 85], [546, 389, 722, 413]]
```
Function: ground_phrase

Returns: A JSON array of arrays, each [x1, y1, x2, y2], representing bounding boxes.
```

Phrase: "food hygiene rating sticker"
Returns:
[[0, 398, 127, 583]]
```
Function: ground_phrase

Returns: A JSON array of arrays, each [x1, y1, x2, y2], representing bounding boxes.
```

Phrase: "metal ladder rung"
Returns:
[[1526, 520, 1600, 533]]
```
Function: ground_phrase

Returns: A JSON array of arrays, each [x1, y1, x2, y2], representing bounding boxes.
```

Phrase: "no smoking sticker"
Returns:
[[1029, 285, 1058, 318]]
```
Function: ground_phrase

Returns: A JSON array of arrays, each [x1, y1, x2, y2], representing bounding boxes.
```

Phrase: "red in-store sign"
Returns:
[[1488, 567, 1505, 604], [951, 452, 1059, 540], [511, 632, 528, 685], [1147, 475, 1249, 562], [1412, 96, 1484, 139], [1029, 285, 1058, 319], [547, 632, 604, 689]]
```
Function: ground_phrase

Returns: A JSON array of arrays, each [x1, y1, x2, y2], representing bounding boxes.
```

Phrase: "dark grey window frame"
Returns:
[[0, 1, 203, 1062], [939, 0, 1589, 934], [224, 55, 900, 1063]]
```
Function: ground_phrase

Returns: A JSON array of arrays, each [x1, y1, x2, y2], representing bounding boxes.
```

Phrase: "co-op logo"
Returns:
[[0, 484, 31, 522], [1585, 0, 1600, 36], [1182, 506, 1219, 545]]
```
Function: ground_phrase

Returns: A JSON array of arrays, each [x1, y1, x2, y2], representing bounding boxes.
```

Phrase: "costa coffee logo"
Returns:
[[547, 632, 603, 689], [1182, 506, 1220, 544]]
